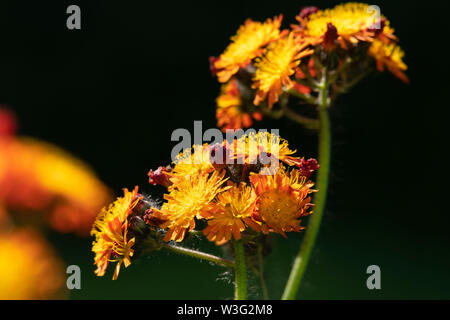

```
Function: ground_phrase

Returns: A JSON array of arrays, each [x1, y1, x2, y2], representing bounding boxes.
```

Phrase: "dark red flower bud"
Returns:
[[299, 6, 319, 19], [148, 166, 172, 187], [128, 216, 148, 236], [322, 23, 338, 51], [209, 56, 220, 75], [297, 158, 320, 179], [143, 208, 166, 227], [209, 143, 232, 169], [0, 107, 17, 136]]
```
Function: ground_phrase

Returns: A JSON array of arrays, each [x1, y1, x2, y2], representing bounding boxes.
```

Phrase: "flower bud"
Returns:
[[297, 158, 320, 178], [299, 6, 319, 19], [148, 166, 173, 187], [128, 216, 148, 237], [322, 23, 338, 51], [209, 143, 232, 170], [143, 208, 166, 227], [0, 107, 17, 136]]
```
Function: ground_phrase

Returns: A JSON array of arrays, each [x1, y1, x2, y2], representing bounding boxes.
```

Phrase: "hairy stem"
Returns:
[[161, 243, 235, 269], [233, 240, 247, 300], [257, 243, 269, 300], [282, 70, 331, 300]]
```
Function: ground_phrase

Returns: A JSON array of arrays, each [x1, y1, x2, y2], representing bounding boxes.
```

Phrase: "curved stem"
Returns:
[[233, 240, 247, 300], [161, 243, 235, 269], [260, 106, 284, 119], [281, 102, 320, 130], [287, 88, 316, 104], [282, 72, 331, 300]]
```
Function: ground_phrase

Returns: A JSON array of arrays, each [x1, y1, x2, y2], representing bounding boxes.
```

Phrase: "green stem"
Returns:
[[287, 88, 316, 104], [161, 243, 235, 269], [257, 243, 269, 300], [281, 71, 331, 300], [260, 106, 284, 119], [233, 240, 247, 300], [339, 67, 374, 93], [281, 102, 320, 130]]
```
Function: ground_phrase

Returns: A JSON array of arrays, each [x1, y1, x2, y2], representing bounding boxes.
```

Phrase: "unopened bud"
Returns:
[[297, 158, 320, 178], [299, 6, 319, 19], [0, 107, 17, 136], [143, 208, 166, 227], [209, 143, 232, 170], [128, 216, 148, 236], [209, 56, 220, 75], [322, 23, 338, 51], [148, 166, 173, 187]]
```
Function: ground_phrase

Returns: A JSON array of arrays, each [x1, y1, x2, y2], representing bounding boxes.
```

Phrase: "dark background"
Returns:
[[0, 0, 448, 299]]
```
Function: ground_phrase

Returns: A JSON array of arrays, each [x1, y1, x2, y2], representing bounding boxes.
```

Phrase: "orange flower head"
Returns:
[[368, 38, 409, 83], [170, 144, 215, 179], [0, 228, 66, 299], [203, 183, 260, 245], [296, 3, 395, 48], [91, 186, 142, 280], [212, 16, 285, 83], [250, 168, 315, 236], [152, 170, 230, 242], [216, 79, 262, 132], [231, 131, 303, 169], [253, 34, 313, 108], [0, 137, 112, 236]]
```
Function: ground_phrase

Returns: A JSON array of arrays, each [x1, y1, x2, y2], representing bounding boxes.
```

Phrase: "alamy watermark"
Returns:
[[66, 265, 81, 290], [171, 121, 282, 174], [366, 265, 381, 290], [367, 5, 382, 30], [66, 5, 81, 30]]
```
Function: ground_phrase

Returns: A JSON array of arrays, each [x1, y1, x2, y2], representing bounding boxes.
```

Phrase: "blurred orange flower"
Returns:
[[0, 228, 67, 299], [216, 80, 263, 132], [294, 3, 397, 48], [211, 16, 286, 83], [0, 135, 112, 236], [253, 34, 313, 108], [368, 39, 409, 83]]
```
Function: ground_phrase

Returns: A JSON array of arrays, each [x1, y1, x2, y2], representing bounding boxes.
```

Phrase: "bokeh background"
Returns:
[[0, 0, 448, 299]]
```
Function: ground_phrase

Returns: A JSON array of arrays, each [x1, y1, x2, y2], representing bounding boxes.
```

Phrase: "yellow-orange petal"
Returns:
[[368, 39, 409, 83], [214, 16, 286, 83], [250, 169, 314, 235], [153, 170, 229, 242], [253, 34, 313, 108], [203, 183, 259, 245]]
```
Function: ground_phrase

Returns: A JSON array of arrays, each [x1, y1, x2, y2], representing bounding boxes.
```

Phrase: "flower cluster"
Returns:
[[210, 2, 408, 131], [92, 133, 318, 278], [0, 108, 112, 299]]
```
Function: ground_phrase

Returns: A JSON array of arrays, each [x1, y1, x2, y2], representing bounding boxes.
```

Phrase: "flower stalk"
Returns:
[[282, 70, 331, 300], [161, 243, 235, 269], [256, 242, 269, 300], [233, 239, 247, 300]]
